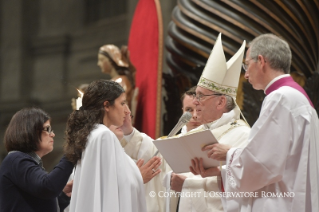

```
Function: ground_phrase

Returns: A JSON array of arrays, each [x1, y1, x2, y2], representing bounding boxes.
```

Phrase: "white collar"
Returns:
[[180, 125, 188, 135], [188, 106, 241, 132], [264, 74, 290, 94]]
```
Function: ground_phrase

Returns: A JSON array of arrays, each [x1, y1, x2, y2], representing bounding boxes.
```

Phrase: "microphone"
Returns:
[[152, 112, 192, 157], [167, 112, 192, 137]]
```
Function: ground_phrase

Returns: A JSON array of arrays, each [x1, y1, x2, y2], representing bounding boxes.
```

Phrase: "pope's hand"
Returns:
[[190, 157, 221, 178], [202, 143, 231, 161], [120, 112, 134, 135]]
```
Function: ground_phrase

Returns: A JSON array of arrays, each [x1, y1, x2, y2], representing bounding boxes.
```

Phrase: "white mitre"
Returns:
[[197, 33, 246, 99]]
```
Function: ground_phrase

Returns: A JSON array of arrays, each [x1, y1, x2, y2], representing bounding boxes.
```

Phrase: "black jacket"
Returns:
[[0, 151, 73, 212]]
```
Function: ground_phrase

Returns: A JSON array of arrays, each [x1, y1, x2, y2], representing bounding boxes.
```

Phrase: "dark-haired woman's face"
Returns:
[[106, 93, 129, 127], [35, 120, 55, 158]]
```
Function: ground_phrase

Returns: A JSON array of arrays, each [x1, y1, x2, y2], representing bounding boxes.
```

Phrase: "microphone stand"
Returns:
[[153, 112, 192, 157]]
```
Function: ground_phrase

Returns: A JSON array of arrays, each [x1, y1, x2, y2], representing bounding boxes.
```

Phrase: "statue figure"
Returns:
[[97, 45, 138, 120]]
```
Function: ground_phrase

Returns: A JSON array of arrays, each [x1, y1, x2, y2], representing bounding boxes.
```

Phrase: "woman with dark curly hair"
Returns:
[[65, 79, 151, 212], [0, 107, 74, 212]]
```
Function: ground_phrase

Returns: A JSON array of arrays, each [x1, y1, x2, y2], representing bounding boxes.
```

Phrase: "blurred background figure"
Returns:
[[0, 108, 74, 212], [180, 86, 201, 134], [98, 44, 139, 122]]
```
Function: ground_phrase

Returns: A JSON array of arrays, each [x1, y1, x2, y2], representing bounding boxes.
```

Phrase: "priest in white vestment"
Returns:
[[198, 34, 319, 212], [167, 33, 251, 212], [118, 86, 200, 212]]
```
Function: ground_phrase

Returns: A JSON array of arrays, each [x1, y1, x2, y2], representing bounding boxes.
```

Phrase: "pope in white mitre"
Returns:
[[165, 33, 251, 212], [195, 34, 319, 212]]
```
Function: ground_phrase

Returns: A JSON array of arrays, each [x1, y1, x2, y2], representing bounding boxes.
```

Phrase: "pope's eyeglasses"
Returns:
[[193, 93, 223, 102]]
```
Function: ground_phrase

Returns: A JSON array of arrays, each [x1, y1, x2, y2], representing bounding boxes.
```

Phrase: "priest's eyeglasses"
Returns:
[[242, 58, 254, 72], [193, 93, 223, 102], [43, 126, 54, 135]]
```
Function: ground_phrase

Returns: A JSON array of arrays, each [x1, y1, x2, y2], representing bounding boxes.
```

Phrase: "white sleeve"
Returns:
[[122, 128, 153, 161], [179, 176, 223, 212], [225, 95, 293, 192]]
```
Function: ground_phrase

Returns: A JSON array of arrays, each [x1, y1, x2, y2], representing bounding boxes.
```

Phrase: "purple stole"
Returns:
[[265, 76, 314, 108]]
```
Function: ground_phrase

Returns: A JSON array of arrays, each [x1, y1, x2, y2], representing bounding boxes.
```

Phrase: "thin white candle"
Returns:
[[76, 89, 84, 110]]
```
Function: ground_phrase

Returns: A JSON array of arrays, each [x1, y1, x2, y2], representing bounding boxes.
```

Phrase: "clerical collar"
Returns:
[[202, 106, 240, 130], [264, 74, 290, 94], [264, 74, 314, 107]]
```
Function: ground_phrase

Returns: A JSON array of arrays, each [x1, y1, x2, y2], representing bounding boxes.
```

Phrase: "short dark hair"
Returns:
[[4, 108, 50, 152], [181, 86, 197, 103]]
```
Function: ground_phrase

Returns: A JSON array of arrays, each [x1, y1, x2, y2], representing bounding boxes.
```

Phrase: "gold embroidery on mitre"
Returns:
[[198, 76, 237, 97]]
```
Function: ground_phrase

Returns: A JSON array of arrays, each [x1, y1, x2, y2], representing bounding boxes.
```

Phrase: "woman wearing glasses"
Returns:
[[0, 107, 74, 212], [64, 79, 154, 212]]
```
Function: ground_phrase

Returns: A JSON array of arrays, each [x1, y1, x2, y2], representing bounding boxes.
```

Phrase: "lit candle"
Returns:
[[115, 78, 122, 83], [76, 89, 84, 110]]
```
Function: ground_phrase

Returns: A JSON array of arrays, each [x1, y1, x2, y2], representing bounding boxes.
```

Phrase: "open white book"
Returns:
[[153, 130, 222, 173]]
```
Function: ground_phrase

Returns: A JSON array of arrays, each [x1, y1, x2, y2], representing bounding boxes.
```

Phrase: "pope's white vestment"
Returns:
[[168, 107, 251, 212], [222, 85, 319, 212], [69, 124, 146, 212], [121, 128, 173, 212]]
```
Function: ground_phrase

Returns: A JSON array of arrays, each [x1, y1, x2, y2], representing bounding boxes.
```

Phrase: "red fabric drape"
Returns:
[[128, 0, 162, 139]]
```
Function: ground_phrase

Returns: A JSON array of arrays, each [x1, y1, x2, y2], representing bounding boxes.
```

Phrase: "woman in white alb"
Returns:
[[64, 80, 153, 212]]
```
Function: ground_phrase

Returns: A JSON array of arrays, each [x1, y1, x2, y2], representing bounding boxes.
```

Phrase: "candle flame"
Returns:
[[115, 78, 122, 83], [75, 89, 83, 110], [77, 89, 84, 98]]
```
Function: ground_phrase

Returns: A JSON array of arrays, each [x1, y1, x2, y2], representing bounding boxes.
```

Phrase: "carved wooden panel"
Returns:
[[163, 0, 319, 133], [304, 72, 319, 116]]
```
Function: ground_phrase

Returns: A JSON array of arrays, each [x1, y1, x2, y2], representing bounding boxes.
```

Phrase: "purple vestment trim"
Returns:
[[265, 76, 314, 108]]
